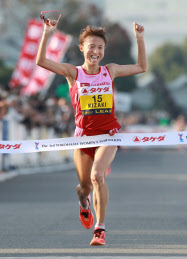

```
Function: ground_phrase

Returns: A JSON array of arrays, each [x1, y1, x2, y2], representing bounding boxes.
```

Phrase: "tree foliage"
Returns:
[[149, 39, 187, 82], [102, 22, 136, 92], [0, 59, 13, 87], [181, 38, 187, 71]]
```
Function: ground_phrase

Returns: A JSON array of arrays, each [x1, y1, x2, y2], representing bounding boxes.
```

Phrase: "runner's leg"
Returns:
[[91, 146, 117, 224], [74, 149, 93, 207]]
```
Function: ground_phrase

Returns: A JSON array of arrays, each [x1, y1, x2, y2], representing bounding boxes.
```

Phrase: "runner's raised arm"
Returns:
[[36, 14, 77, 81]]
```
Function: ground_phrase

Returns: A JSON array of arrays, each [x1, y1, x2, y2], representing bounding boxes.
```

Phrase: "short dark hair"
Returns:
[[79, 25, 107, 46]]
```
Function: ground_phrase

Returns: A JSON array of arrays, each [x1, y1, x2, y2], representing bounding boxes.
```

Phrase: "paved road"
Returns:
[[1, 148, 187, 257]]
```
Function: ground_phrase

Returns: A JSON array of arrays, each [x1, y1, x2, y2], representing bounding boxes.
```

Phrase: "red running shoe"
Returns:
[[79, 195, 94, 229], [90, 228, 105, 246]]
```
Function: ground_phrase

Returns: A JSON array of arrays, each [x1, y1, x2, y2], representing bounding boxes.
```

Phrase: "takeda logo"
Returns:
[[81, 86, 110, 94], [133, 136, 141, 143], [0, 143, 22, 150], [81, 88, 88, 94], [133, 135, 166, 143]]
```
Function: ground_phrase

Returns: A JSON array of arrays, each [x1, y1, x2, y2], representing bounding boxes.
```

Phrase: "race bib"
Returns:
[[80, 94, 113, 116]]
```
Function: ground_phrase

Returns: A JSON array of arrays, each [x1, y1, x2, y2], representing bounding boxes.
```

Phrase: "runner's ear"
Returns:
[[79, 44, 84, 52]]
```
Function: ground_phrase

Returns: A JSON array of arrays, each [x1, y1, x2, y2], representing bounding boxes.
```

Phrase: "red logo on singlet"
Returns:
[[82, 88, 88, 94], [80, 83, 90, 87], [103, 73, 107, 77]]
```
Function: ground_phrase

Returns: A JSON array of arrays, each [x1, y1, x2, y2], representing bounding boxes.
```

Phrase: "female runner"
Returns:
[[36, 15, 147, 246]]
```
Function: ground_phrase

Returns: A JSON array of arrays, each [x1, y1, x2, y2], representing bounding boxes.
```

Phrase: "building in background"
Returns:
[[105, 0, 187, 58]]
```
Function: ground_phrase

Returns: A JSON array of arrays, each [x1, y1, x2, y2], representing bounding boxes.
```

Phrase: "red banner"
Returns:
[[22, 31, 72, 95], [9, 19, 43, 88]]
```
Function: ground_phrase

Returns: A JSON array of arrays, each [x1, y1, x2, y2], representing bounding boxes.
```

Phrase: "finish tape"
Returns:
[[0, 131, 186, 154]]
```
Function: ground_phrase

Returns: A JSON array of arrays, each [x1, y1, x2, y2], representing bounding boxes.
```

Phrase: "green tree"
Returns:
[[102, 23, 136, 92], [58, 0, 104, 37], [0, 59, 13, 87], [149, 41, 186, 82], [181, 38, 187, 71]]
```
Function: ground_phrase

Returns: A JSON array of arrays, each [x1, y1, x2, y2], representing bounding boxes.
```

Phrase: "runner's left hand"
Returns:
[[133, 22, 144, 39]]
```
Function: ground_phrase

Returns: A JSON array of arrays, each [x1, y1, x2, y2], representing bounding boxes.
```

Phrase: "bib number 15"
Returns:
[[92, 95, 102, 103]]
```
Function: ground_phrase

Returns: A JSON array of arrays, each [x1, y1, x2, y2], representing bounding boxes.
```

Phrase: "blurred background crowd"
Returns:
[[0, 0, 187, 171], [0, 87, 75, 137]]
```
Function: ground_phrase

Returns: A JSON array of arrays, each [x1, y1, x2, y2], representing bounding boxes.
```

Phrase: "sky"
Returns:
[[104, 0, 187, 58]]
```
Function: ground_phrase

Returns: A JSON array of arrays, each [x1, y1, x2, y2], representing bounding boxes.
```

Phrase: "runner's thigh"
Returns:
[[93, 146, 118, 175], [74, 149, 94, 185]]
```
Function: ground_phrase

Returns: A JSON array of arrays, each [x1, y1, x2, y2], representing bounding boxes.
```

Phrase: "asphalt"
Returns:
[[1, 148, 187, 258]]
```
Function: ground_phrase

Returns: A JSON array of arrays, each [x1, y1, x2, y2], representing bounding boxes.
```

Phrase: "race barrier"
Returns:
[[0, 119, 73, 172], [0, 131, 186, 154]]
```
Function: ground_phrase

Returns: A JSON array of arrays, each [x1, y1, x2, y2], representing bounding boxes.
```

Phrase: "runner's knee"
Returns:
[[91, 164, 105, 186], [79, 183, 93, 194]]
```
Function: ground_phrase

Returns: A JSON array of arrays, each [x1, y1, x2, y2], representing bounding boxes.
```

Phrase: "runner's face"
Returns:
[[80, 36, 105, 65]]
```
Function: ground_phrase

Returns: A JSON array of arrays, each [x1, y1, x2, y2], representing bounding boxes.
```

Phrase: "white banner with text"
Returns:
[[0, 131, 186, 154]]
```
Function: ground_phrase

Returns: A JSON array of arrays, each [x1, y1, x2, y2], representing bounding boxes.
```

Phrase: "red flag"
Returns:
[[9, 19, 44, 88], [22, 31, 72, 95]]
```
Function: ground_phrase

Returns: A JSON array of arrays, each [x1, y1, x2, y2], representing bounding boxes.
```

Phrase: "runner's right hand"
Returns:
[[44, 14, 61, 33]]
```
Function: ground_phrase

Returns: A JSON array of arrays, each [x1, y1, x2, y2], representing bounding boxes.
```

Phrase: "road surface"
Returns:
[[1, 148, 187, 257]]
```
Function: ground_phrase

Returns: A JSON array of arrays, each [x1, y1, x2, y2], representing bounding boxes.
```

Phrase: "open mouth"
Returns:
[[91, 55, 99, 60]]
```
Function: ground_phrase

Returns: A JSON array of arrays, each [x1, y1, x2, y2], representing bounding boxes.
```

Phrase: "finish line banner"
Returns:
[[0, 131, 186, 154]]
